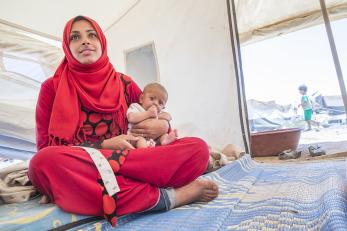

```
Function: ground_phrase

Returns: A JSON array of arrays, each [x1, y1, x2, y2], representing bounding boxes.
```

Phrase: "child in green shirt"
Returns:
[[298, 84, 314, 131]]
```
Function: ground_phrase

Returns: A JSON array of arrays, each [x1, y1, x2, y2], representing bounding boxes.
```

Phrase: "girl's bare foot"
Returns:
[[39, 195, 50, 204], [174, 179, 219, 207]]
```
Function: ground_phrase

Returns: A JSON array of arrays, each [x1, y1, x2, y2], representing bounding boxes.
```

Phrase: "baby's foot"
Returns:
[[161, 129, 178, 145]]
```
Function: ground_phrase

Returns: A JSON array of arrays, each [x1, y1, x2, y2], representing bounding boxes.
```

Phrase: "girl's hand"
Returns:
[[101, 134, 139, 150], [131, 119, 169, 140]]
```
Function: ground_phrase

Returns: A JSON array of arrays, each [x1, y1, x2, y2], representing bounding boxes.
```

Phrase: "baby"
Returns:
[[127, 83, 177, 148]]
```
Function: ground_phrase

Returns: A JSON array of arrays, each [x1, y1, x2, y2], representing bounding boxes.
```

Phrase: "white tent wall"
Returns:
[[106, 0, 246, 150]]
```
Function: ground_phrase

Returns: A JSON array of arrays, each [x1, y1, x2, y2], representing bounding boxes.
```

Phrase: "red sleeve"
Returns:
[[36, 78, 55, 151], [120, 73, 142, 105]]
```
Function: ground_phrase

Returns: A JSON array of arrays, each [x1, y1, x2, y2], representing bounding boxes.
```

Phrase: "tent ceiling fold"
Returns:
[[0, 22, 65, 89], [0, 23, 63, 71], [2, 1, 347, 46], [0, 0, 139, 40], [235, 0, 347, 45]]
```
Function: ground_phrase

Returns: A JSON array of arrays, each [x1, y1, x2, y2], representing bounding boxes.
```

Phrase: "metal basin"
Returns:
[[251, 128, 301, 157]]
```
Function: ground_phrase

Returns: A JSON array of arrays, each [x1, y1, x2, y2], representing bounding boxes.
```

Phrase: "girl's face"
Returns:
[[69, 20, 102, 64]]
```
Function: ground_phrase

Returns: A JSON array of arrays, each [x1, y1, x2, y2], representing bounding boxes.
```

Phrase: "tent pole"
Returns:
[[0, 19, 61, 41], [226, 0, 251, 153], [319, 0, 347, 115]]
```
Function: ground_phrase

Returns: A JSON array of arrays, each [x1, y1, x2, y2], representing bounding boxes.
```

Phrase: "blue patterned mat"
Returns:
[[0, 197, 90, 230], [1, 154, 346, 230]]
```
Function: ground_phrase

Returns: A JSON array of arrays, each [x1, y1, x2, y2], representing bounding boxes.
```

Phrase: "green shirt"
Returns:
[[301, 95, 312, 110]]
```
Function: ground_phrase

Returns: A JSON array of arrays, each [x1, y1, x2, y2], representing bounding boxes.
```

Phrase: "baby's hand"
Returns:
[[147, 106, 158, 118], [147, 139, 156, 147]]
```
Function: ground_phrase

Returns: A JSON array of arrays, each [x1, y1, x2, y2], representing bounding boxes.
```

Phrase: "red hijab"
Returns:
[[48, 16, 128, 145]]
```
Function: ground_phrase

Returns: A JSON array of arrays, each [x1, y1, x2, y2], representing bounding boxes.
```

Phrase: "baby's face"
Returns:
[[140, 88, 167, 112]]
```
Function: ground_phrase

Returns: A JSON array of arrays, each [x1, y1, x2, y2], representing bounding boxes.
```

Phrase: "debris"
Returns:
[[279, 149, 301, 160]]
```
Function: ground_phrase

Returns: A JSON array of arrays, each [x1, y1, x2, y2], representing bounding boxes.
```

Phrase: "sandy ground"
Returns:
[[299, 124, 347, 154], [255, 125, 347, 163]]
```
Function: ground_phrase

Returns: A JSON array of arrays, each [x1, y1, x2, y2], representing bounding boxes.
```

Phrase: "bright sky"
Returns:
[[241, 18, 347, 105]]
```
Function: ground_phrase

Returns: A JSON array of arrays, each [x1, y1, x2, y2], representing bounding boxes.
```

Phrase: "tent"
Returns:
[[0, 0, 251, 157], [2, 0, 347, 157], [1, 1, 347, 230]]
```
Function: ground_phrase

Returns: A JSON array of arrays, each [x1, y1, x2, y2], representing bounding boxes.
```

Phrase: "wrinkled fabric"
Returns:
[[0, 161, 36, 204]]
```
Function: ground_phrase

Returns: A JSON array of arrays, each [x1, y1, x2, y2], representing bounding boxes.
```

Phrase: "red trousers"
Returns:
[[28, 137, 209, 217]]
